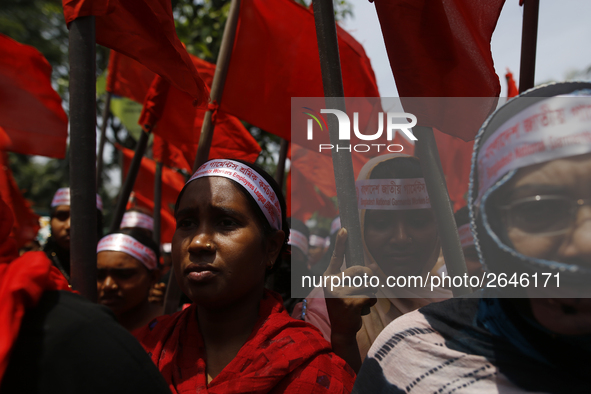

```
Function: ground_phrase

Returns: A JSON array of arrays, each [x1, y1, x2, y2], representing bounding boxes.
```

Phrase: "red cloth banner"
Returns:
[[374, 0, 505, 141], [0, 34, 68, 158], [221, 0, 380, 141], [62, 0, 208, 103], [140, 56, 261, 172]]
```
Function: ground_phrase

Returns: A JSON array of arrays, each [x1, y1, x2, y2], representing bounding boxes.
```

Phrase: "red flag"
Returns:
[[0, 152, 40, 249], [221, 0, 380, 141], [505, 69, 519, 98], [374, 0, 505, 141], [119, 146, 184, 243], [0, 34, 67, 158], [106, 51, 155, 104], [139, 57, 261, 172], [62, 0, 208, 103]]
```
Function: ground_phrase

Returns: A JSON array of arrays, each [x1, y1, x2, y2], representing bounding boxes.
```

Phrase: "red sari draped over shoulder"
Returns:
[[134, 290, 355, 394]]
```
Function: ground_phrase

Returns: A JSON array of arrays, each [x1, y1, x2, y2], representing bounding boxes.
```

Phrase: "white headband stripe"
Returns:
[[477, 95, 591, 202], [51, 187, 103, 211], [97, 233, 157, 270], [356, 178, 431, 210], [188, 159, 282, 230], [288, 229, 309, 255], [458, 223, 475, 248], [121, 211, 154, 232]]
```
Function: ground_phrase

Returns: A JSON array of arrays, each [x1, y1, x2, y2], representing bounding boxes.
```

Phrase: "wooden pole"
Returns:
[[153, 161, 162, 245], [311, 0, 365, 270], [274, 139, 289, 187], [96, 91, 112, 189], [413, 127, 471, 296], [192, 0, 242, 173], [68, 16, 98, 301], [164, 0, 242, 315], [518, 0, 539, 93], [109, 128, 150, 233]]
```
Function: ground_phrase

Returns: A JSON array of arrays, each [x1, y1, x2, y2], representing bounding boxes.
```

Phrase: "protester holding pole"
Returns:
[[294, 154, 452, 371]]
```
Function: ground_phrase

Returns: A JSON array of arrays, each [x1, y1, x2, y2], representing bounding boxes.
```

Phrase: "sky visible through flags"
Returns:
[[343, 0, 591, 98]]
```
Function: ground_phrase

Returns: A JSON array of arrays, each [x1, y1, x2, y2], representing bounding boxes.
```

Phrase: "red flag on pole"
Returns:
[[62, 0, 208, 103], [374, 0, 505, 141], [139, 59, 261, 172], [119, 146, 184, 243], [505, 69, 519, 98], [0, 34, 68, 158], [221, 0, 380, 141], [0, 152, 40, 249], [106, 51, 156, 104]]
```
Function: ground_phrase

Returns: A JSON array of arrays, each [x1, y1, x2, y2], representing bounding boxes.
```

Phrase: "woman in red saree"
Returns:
[[134, 159, 355, 393]]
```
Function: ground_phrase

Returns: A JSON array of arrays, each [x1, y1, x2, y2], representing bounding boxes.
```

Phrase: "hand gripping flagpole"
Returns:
[[69, 16, 98, 301], [311, 0, 365, 271]]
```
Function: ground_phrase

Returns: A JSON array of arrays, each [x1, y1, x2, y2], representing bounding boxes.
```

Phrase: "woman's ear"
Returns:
[[265, 230, 285, 268], [150, 268, 162, 286]]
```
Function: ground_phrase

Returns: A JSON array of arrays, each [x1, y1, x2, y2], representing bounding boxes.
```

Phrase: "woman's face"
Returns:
[[364, 208, 438, 276], [50, 205, 70, 250], [173, 177, 283, 308], [494, 153, 591, 334], [97, 251, 153, 316]]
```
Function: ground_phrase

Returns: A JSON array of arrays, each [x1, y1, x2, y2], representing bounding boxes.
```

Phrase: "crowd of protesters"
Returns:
[[1, 82, 591, 393]]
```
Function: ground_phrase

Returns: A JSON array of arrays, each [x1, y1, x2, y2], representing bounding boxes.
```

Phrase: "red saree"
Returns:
[[134, 290, 355, 393]]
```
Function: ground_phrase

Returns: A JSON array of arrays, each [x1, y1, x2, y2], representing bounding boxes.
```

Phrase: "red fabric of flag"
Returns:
[[106, 51, 156, 104], [119, 146, 184, 243], [0, 153, 40, 250], [374, 0, 505, 141], [140, 56, 261, 172], [0, 34, 67, 158], [221, 0, 380, 142], [505, 69, 519, 98], [0, 195, 70, 382], [62, 0, 208, 103]]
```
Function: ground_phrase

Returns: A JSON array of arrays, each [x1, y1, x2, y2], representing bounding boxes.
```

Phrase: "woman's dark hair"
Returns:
[[104, 227, 160, 269], [369, 156, 423, 180], [175, 159, 289, 273]]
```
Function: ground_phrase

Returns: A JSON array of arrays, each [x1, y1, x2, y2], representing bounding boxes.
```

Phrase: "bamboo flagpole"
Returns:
[[109, 127, 151, 233], [164, 0, 242, 315], [311, 0, 365, 270], [518, 0, 540, 92], [191, 0, 242, 173], [413, 127, 471, 296], [274, 139, 289, 187], [68, 16, 98, 301], [96, 90, 112, 189], [153, 161, 163, 245]]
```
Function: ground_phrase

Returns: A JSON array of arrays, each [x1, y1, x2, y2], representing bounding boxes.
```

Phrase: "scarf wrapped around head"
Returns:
[[355, 153, 452, 357], [469, 81, 591, 293]]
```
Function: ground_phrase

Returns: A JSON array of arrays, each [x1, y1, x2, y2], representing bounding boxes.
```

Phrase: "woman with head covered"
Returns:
[[292, 154, 452, 371], [133, 159, 355, 394], [353, 82, 591, 393]]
